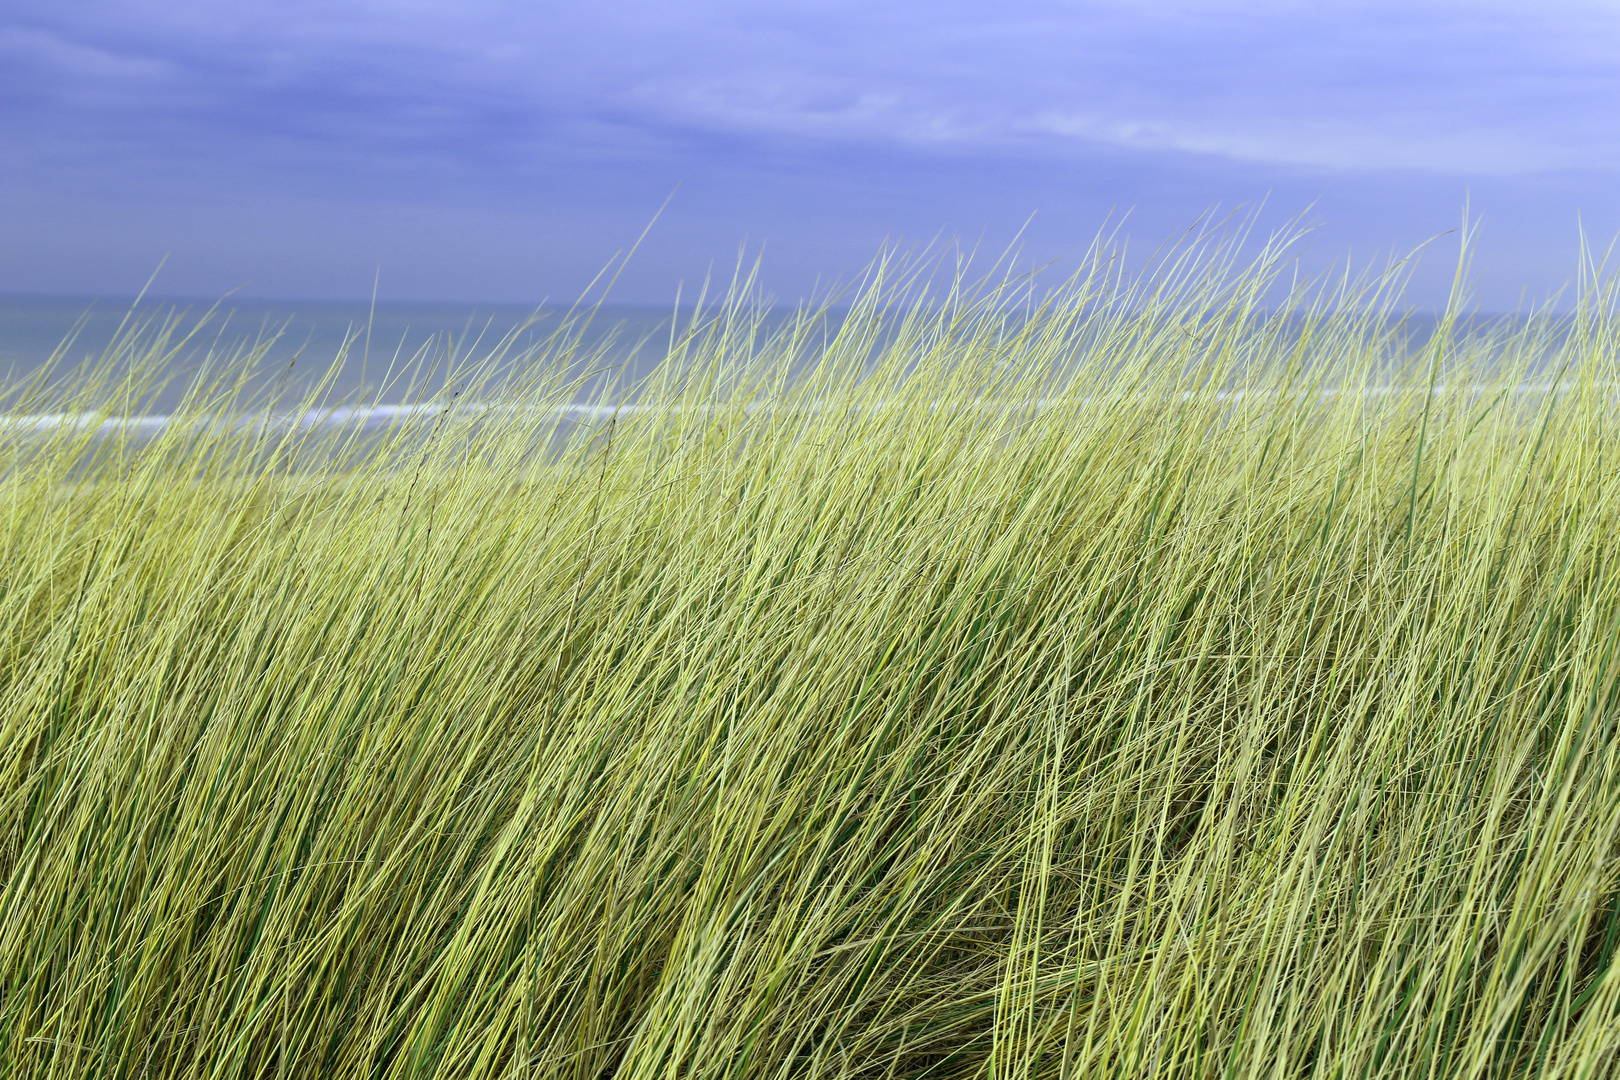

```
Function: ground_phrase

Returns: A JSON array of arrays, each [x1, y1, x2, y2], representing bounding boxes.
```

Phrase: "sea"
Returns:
[[0, 294, 1585, 428], [0, 295, 705, 416]]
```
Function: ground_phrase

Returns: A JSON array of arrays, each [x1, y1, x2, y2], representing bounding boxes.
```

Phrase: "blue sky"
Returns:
[[3, 0, 1618, 308]]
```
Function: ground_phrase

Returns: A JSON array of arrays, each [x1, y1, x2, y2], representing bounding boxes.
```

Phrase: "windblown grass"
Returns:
[[6, 223, 1620, 1080]]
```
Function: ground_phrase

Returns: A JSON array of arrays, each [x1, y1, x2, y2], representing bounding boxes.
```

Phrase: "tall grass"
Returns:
[[5, 222, 1620, 1080]]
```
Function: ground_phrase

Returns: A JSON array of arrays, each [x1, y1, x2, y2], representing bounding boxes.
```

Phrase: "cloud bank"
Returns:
[[3, 1, 1618, 303]]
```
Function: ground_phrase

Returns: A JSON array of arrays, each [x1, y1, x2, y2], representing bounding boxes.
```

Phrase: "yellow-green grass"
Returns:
[[5, 227, 1620, 1080]]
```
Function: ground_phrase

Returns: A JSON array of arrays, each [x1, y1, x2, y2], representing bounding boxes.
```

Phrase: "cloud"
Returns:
[[4, 0, 1619, 309], [4, 0, 1618, 180]]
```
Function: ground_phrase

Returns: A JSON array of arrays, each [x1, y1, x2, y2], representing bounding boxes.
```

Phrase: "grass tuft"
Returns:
[[5, 223, 1620, 1079]]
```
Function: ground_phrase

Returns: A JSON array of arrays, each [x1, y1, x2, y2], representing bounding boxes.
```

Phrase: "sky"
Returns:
[[3, 0, 1619, 309]]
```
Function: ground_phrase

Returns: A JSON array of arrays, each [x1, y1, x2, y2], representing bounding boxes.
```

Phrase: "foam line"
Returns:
[[2, 379, 1617, 436]]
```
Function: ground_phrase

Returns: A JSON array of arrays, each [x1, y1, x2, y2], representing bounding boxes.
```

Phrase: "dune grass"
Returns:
[[5, 223, 1620, 1079]]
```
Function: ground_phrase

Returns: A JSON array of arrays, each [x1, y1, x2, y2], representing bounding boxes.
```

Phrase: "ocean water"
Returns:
[[0, 294, 1582, 428], [0, 295, 704, 415]]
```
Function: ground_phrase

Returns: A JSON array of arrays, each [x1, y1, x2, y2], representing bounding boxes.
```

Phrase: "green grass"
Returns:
[[5, 224, 1620, 1079]]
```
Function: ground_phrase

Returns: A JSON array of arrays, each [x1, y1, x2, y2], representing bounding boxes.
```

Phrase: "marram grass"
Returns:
[[7, 231, 1620, 1080]]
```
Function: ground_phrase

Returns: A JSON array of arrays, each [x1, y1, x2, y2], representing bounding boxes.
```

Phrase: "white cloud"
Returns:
[[1024, 112, 1579, 174], [555, 1, 1620, 174], [0, 25, 171, 84], [4, 0, 1619, 174]]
